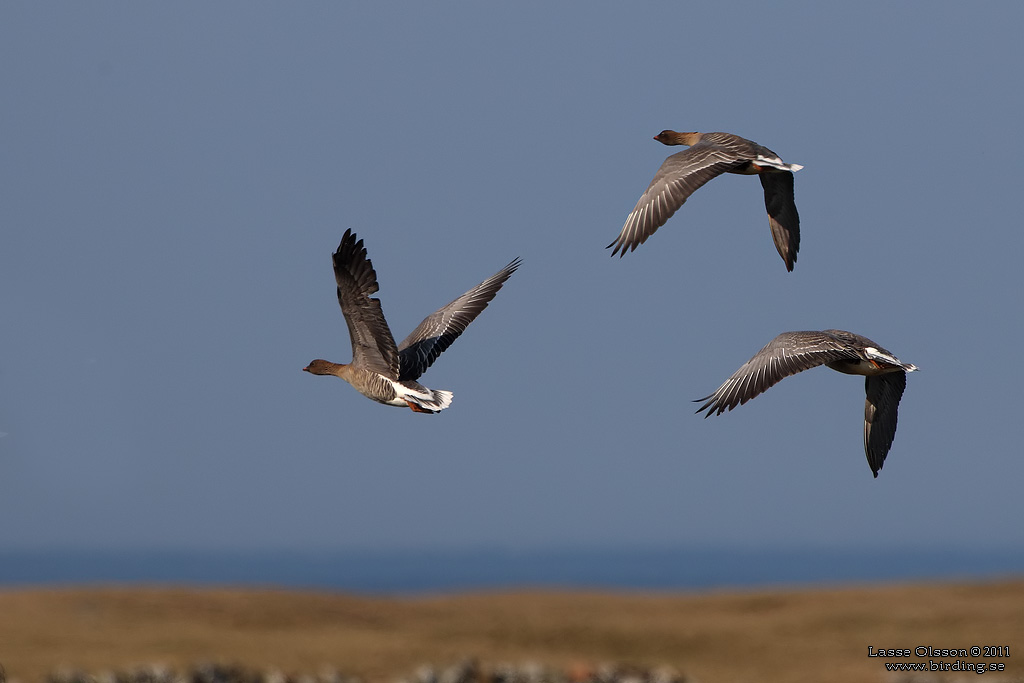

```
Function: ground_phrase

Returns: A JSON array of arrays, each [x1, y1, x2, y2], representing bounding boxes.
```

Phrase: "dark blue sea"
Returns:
[[1, 546, 1022, 593]]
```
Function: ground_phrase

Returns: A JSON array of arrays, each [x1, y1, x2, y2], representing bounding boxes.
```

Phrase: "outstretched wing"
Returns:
[[333, 229, 400, 379], [863, 372, 907, 478], [396, 258, 521, 381], [760, 171, 800, 272], [608, 136, 754, 256], [695, 331, 861, 416]]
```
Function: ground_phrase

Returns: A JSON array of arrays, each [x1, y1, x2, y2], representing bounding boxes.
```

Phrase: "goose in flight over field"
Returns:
[[609, 130, 803, 271], [304, 229, 520, 413], [695, 330, 917, 477]]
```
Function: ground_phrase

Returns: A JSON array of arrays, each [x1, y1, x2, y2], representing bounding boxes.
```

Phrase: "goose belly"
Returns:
[[826, 359, 890, 376]]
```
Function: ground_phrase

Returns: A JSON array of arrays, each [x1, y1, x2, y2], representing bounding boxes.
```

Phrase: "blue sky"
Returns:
[[1, 3, 1022, 559]]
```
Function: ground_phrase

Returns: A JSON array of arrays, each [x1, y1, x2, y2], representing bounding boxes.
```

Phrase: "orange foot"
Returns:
[[405, 400, 435, 414]]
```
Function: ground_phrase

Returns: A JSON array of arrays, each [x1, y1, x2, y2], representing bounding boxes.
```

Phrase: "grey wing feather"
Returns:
[[397, 258, 521, 381], [333, 229, 400, 379], [608, 140, 750, 256], [695, 331, 861, 416], [863, 372, 906, 478], [760, 171, 800, 271]]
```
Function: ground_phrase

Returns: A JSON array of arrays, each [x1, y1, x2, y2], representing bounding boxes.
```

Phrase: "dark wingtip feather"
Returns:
[[333, 228, 380, 297], [503, 256, 524, 274], [693, 395, 718, 417]]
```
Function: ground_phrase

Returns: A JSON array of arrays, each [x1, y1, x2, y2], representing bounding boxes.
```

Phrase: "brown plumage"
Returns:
[[304, 229, 520, 413], [695, 330, 917, 477], [609, 130, 803, 271]]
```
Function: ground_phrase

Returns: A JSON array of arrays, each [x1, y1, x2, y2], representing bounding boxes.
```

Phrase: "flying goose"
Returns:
[[695, 330, 917, 477], [609, 130, 803, 271], [304, 229, 520, 413]]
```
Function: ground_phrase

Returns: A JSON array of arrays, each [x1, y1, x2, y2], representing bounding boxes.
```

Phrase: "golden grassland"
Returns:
[[1, 579, 1022, 683]]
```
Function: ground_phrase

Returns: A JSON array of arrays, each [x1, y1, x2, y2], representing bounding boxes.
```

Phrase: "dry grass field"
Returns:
[[1, 579, 1022, 683]]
